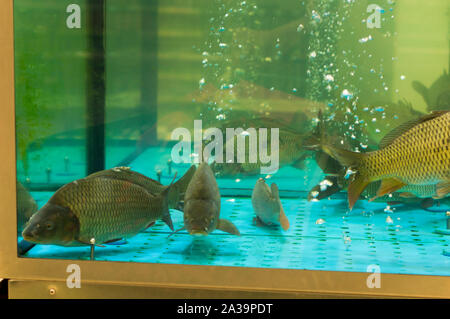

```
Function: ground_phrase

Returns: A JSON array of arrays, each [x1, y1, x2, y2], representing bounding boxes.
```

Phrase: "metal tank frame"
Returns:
[[1, 0, 449, 299]]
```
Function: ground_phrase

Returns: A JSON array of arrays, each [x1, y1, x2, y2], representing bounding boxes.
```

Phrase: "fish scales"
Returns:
[[362, 112, 449, 184], [86, 166, 196, 210], [87, 168, 165, 193], [52, 177, 163, 244]]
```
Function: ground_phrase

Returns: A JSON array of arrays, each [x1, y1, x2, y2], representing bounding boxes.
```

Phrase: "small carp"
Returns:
[[210, 116, 310, 177], [251, 178, 289, 230], [182, 163, 240, 236], [22, 176, 172, 246]]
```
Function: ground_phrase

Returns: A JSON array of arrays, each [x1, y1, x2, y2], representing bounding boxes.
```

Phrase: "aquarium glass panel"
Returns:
[[15, 0, 449, 276]]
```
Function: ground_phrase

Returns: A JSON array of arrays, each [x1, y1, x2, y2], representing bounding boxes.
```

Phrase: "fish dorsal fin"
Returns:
[[379, 111, 448, 149], [270, 183, 280, 200]]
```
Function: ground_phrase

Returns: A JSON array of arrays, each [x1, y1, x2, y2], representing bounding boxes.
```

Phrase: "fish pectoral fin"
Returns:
[[399, 192, 417, 199], [168, 226, 185, 238], [103, 238, 123, 244], [217, 219, 241, 236], [373, 178, 406, 201], [347, 173, 370, 211], [144, 221, 156, 230], [279, 206, 290, 231], [435, 182, 450, 199]]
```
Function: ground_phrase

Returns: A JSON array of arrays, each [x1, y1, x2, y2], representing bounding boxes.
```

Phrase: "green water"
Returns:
[[14, 0, 449, 276]]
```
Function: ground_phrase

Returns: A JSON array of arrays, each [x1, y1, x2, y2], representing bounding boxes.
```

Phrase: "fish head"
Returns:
[[22, 203, 80, 245], [184, 199, 218, 236], [252, 178, 271, 198]]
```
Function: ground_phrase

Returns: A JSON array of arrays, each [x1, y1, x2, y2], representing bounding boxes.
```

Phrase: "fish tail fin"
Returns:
[[160, 173, 178, 231], [347, 173, 370, 210], [161, 211, 174, 231], [303, 110, 326, 150], [279, 206, 290, 231], [172, 165, 196, 196], [165, 165, 196, 210], [269, 183, 290, 230], [319, 139, 369, 210], [321, 144, 364, 168], [306, 111, 366, 169], [160, 171, 178, 199]]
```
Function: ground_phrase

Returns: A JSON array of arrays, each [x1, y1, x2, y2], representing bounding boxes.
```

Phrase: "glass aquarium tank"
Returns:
[[13, 0, 449, 283]]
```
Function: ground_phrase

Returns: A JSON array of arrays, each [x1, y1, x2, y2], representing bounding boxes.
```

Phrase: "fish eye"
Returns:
[[46, 222, 54, 230]]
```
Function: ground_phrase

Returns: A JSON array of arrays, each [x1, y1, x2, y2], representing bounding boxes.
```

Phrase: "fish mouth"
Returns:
[[22, 227, 46, 244], [22, 229, 37, 242], [189, 230, 209, 236]]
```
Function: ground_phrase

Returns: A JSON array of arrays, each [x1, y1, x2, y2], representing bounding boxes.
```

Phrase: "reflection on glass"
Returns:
[[15, 0, 450, 276]]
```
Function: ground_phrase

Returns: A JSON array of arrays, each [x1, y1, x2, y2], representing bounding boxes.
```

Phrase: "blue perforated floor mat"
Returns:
[[23, 192, 450, 276], [18, 144, 450, 276]]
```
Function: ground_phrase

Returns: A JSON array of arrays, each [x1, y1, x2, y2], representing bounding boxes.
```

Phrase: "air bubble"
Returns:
[[312, 10, 321, 22], [341, 89, 353, 100], [315, 218, 326, 225], [358, 35, 373, 43]]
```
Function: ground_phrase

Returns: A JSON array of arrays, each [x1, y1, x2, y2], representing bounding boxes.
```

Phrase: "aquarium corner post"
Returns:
[[138, 0, 158, 150], [86, 0, 106, 175]]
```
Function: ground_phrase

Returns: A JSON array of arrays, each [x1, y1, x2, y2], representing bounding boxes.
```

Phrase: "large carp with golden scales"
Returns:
[[322, 111, 449, 210]]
